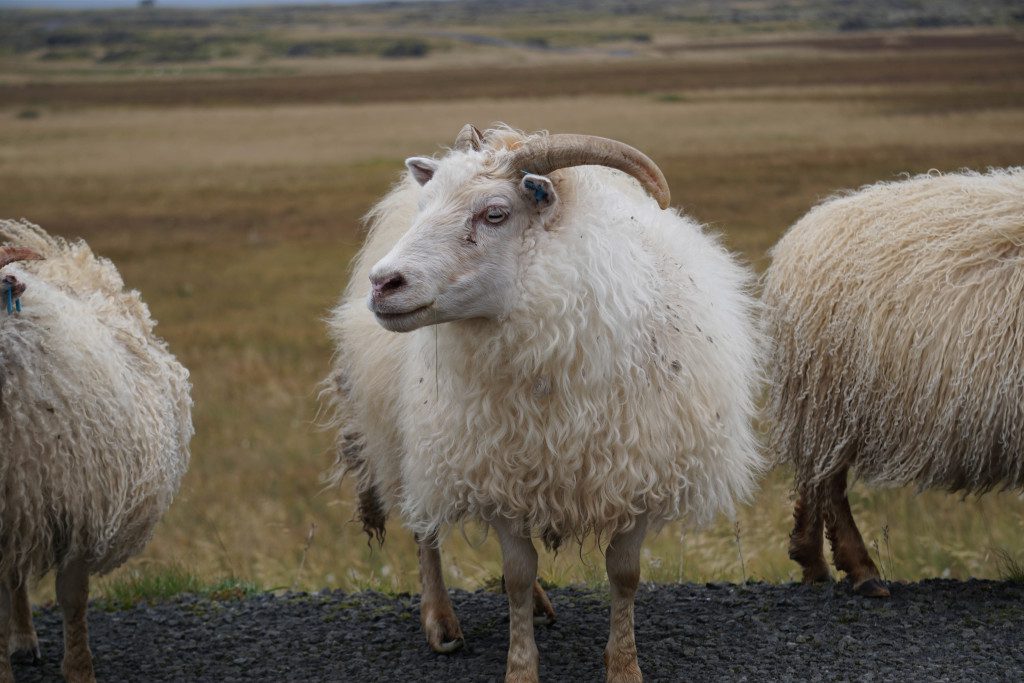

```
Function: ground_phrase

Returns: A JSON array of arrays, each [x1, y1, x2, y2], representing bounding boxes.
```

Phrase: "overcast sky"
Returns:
[[0, 0, 405, 7]]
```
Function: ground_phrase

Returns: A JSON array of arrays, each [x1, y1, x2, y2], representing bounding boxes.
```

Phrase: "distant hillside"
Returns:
[[1, 0, 1020, 69]]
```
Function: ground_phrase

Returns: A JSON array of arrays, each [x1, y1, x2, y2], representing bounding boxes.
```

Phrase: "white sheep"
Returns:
[[763, 168, 1024, 597], [0, 220, 192, 683], [323, 125, 765, 682]]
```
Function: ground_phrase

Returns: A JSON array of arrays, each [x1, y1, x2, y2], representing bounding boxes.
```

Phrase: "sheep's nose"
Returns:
[[370, 271, 407, 298]]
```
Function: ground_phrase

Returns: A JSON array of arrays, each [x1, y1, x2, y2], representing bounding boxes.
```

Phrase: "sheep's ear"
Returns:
[[520, 174, 557, 209], [406, 157, 439, 186]]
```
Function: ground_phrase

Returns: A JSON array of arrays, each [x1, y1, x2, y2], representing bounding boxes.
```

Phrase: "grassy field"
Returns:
[[1, 2, 1024, 601]]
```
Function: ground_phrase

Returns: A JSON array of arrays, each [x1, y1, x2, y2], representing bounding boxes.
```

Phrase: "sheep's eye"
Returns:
[[485, 207, 509, 225]]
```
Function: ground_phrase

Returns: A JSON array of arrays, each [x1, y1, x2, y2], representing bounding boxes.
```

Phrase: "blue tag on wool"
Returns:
[[3, 284, 22, 315]]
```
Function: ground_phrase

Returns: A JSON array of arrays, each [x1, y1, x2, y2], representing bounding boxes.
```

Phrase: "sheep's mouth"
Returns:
[[372, 302, 434, 331]]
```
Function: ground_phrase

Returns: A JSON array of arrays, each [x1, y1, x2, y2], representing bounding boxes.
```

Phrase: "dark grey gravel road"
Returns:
[[12, 580, 1024, 682]]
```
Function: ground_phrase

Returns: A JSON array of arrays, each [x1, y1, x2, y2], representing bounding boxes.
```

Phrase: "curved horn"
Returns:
[[0, 247, 42, 269], [453, 124, 484, 152], [508, 134, 670, 209]]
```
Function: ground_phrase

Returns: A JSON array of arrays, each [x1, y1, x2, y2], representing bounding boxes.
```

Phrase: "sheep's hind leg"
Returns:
[[825, 469, 889, 598], [7, 579, 38, 662], [500, 576, 556, 625], [417, 533, 464, 654], [531, 579, 556, 626], [788, 491, 831, 584], [604, 515, 647, 683], [0, 581, 13, 683], [493, 519, 540, 683], [55, 559, 95, 683]]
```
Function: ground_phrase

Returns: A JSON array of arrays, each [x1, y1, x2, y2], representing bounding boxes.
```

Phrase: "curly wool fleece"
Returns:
[[0, 220, 192, 580], [324, 128, 766, 546], [763, 168, 1024, 505]]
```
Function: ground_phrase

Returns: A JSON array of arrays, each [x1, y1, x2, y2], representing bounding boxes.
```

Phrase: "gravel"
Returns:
[[12, 580, 1024, 682]]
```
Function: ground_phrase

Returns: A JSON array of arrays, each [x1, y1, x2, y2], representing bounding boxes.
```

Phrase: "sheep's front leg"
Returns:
[[416, 533, 464, 653], [8, 580, 38, 662], [605, 515, 647, 683], [0, 581, 13, 683], [493, 519, 540, 683], [55, 560, 95, 683]]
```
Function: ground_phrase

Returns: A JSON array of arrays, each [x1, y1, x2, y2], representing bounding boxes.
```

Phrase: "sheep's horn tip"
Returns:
[[0, 247, 43, 266]]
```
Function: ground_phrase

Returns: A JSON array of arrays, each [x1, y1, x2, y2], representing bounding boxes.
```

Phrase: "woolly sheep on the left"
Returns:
[[0, 220, 193, 683]]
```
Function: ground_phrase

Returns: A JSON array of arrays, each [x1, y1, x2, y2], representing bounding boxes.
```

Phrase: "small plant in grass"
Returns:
[[203, 576, 264, 601], [733, 521, 747, 583], [871, 524, 895, 581], [536, 576, 559, 591], [344, 567, 402, 596], [98, 564, 263, 609], [482, 573, 505, 593], [994, 548, 1024, 582]]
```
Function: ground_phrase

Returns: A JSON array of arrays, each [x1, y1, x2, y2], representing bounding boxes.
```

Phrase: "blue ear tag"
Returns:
[[3, 283, 22, 315], [524, 178, 549, 204]]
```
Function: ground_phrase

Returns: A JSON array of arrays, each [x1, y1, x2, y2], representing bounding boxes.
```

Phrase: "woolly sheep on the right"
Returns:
[[763, 168, 1024, 597]]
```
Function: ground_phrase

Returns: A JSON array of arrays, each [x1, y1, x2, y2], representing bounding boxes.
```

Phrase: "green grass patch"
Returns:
[[270, 37, 438, 60], [97, 564, 264, 610]]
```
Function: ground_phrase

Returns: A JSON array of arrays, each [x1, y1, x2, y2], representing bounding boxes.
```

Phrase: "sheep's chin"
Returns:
[[373, 304, 436, 333]]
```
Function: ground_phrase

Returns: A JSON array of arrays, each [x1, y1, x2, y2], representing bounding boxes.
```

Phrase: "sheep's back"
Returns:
[[764, 168, 1024, 497], [0, 252, 191, 579]]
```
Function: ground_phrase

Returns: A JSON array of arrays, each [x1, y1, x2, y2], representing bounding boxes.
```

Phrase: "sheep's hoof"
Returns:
[[852, 577, 890, 598], [505, 671, 540, 683], [431, 636, 464, 654], [423, 608, 465, 654], [604, 650, 643, 683], [61, 665, 96, 683], [607, 668, 643, 683], [8, 631, 40, 664]]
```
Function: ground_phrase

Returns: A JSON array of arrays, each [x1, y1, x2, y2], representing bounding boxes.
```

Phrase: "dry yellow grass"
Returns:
[[2, 35, 1024, 598]]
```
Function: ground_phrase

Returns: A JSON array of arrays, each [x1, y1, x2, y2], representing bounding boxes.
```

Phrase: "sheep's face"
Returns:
[[367, 154, 557, 333]]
